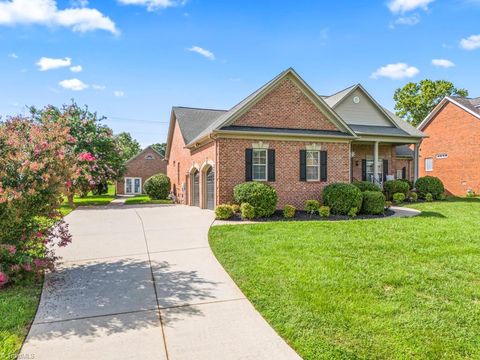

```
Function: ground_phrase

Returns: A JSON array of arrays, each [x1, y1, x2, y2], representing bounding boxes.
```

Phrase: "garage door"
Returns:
[[206, 167, 215, 210], [193, 170, 200, 207]]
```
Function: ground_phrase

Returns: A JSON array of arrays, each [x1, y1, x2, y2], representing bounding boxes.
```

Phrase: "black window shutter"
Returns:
[[245, 149, 253, 181], [361, 159, 367, 181], [383, 159, 389, 182], [402, 166, 406, 180], [320, 151, 327, 181], [267, 149, 275, 182], [299, 150, 307, 181]]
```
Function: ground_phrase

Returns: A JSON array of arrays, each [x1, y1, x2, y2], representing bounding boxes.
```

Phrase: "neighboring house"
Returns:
[[165, 68, 425, 210], [418, 96, 480, 195], [116, 146, 167, 195]]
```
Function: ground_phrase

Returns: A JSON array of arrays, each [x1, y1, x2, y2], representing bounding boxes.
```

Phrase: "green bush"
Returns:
[[384, 180, 409, 200], [425, 193, 433, 202], [215, 205, 234, 220], [234, 182, 278, 217], [436, 193, 446, 201], [319, 206, 330, 218], [399, 179, 413, 190], [304, 200, 320, 215], [415, 176, 444, 198], [385, 201, 392, 209], [144, 173, 170, 200], [352, 181, 381, 192], [283, 205, 296, 219], [240, 203, 255, 220], [231, 204, 240, 213], [323, 183, 363, 215], [348, 207, 358, 218], [361, 191, 385, 215], [408, 191, 418, 202], [393, 192, 406, 204]]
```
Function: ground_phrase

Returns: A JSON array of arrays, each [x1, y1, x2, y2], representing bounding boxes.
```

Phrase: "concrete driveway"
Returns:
[[20, 205, 301, 360]]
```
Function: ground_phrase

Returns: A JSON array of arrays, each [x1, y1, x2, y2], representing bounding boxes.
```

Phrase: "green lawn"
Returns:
[[124, 195, 173, 205], [210, 198, 480, 359], [0, 282, 42, 360], [60, 184, 116, 216]]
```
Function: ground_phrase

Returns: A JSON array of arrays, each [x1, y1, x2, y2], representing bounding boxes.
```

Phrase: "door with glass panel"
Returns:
[[125, 177, 142, 195]]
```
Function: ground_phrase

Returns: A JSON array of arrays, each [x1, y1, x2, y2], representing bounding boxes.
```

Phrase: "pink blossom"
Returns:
[[10, 264, 21, 273], [21, 263, 32, 272], [0, 272, 8, 286], [33, 258, 48, 269], [78, 152, 96, 162], [0, 244, 16, 255]]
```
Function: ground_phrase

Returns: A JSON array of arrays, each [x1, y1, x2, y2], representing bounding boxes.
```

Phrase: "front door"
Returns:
[[193, 171, 200, 207], [205, 167, 215, 210], [125, 178, 142, 195]]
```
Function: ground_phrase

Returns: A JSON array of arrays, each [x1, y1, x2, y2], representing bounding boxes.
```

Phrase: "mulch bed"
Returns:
[[225, 209, 395, 222]]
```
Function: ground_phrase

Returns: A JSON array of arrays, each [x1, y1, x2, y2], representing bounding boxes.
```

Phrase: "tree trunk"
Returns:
[[67, 193, 75, 209]]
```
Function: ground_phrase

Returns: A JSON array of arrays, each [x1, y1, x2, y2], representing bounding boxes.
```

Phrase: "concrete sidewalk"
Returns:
[[20, 205, 301, 360]]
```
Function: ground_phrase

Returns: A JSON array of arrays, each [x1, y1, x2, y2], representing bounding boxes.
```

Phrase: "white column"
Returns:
[[373, 141, 379, 184], [413, 143, 420, 182]]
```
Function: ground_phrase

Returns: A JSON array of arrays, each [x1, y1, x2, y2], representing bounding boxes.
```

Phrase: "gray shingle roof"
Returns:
[[172, 107, 226, 144], [321, 85, 356, 108], [349, 124, 409, 136], [395, 145, 414, 158], [221, 125, 354, 138], [450, 96, 480, 116]]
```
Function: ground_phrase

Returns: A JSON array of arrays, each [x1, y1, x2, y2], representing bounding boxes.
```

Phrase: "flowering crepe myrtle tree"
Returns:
[[31, 103, 126, 207], [0, 116, 74, 286]]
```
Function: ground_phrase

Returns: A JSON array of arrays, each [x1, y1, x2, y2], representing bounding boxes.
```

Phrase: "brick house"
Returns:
[[165, 68, 425, 210], [418, 96, 480, 195], [116, 146, 167, 195]]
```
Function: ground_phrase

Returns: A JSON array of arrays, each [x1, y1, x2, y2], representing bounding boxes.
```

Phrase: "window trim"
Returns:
[[125, 177, 142, 195], [425, 157, 433, 172], [306, 150, 320, 182], [252, 148, 268, 181]]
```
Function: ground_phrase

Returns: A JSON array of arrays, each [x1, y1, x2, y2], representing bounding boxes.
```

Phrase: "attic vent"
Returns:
[[353, 96, 360, 104]]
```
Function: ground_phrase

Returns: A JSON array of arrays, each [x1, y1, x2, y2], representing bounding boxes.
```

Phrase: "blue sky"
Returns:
[[1, 0, 479, 147]]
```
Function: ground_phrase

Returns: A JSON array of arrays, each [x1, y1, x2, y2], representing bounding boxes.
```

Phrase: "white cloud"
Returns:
[[117, 0, 182, 11], [371, 63, 419, 80], [92, 84, 106, 90], [187, 46, 215, 60], [394, 14, 420, 25], [70, 65, 82, 72], [36, 56, 71, 71], [0, 0, 118, 34], [460, 34, 480, 50], [113, 90, 124, 97], [388, 0, 434, 13], [8, 52, 18, 58], [432, 59, 455, 68], [70, 0, 89, 7], [59, 78, 88, 91]]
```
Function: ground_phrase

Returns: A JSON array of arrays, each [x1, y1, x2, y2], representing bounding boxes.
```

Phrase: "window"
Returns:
[[425, 158, 433, 172], [125, 177, 142, 194], [306, 150, 320, 181], [252, 149, 267, 181], [145, 154, 154, 160], [366, 159, 383, 182], [396, 169, 403, 179]]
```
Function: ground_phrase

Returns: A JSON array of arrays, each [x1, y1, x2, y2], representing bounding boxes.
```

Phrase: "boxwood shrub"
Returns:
[[240, 203, 255, 219], [304, 200, 320, 215], [384, 179, 409, 200], [361, 191, 385, 215], [234, 182, 278, 217], [352, 180, 381, 192], [393, 192, 406, 204], [415, 176, 444, 198], [283, 205, 296, 219], [323, 183, 363, 215], [215, 205, 234, 220], [144, 173, 170, 200]]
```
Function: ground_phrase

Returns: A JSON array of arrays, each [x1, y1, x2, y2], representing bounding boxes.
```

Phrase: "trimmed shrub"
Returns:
[[304, 200, 320, 215], [425, 193, 433, 202], [319, 206, 330, 218], [399, 179, 413, 190], [283, 205, 296, 219], [240, 203, 255, 220], [415, 176, 444, 198], [408, 191, 418, 202], [348, 207, 358, 218], [436, 193, 446, 201], [231, 204, 240, 213], [393, 192, 406, 204], [323, 183, 363, 215], [234, 182, 278, 218], [361, 191, 385, 215], [144, 173, 170, 200], [385, 201, 392, 209], [352, 180, 381, 192], [215, 205, 234, 220], [384, 180, 410, 200]]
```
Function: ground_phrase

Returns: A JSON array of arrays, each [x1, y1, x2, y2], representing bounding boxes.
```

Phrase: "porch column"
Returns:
[[413, 143, 420, 182], [373, 141, 379, 184]]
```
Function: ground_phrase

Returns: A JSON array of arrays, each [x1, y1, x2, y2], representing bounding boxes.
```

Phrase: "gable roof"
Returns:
[[186, 68, 358, 146], [126, 145, 164, 165], [173, 107, 227, 144], [418, 96, 480, 130]]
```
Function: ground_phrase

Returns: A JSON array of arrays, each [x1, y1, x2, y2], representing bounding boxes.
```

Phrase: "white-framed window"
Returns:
[[366, 159, 383, 182], [306, 150, 320, 181], [425, 158, 433, 172], [125, 177, 142, 194], [252, 149, 267, 181], [396, 169, 403, 179]]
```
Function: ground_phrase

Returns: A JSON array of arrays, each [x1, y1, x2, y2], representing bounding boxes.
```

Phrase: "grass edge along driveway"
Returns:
[[210, 198, 480, 359]]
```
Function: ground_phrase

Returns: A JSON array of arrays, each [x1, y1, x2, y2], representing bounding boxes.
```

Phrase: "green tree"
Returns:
[[393, 80, 468, 127], [115, 132, 141, 162], [151, 142, 166, 156]]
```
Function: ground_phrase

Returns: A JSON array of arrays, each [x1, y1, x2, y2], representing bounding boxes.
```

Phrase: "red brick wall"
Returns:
[[232, 77, 339, 131], [217, 138, 350, 209], [419, 102, 480, 195], [117, 148, 167, 195]]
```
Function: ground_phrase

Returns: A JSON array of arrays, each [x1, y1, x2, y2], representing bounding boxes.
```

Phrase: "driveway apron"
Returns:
[[20, 205, 300, 360]]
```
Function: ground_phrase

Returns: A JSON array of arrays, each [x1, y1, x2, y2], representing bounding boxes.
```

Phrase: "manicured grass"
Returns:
[[124, 195, 173, 205], [60, 184, 116, 215], [0, 282, 42, 360], [210, 198, 480, 359]]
